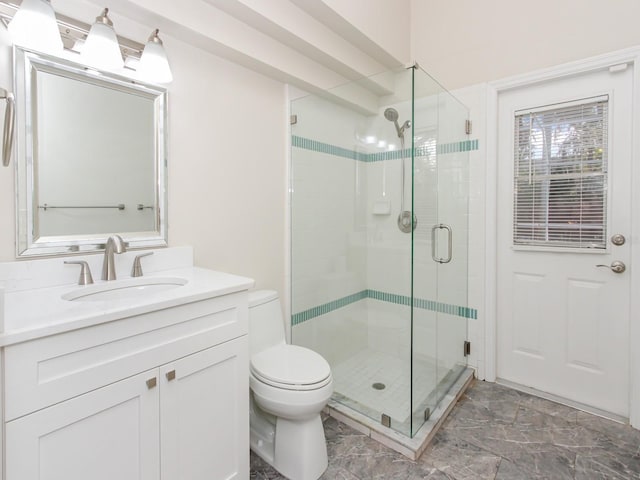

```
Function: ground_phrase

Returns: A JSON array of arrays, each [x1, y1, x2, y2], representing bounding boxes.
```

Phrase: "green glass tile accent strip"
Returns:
[[367, 289, 477, 319], [292, 136, 479, 163], [292, 290, 367, 326], [291, 135, 367, 161], [366, 149, 410, 162], [436, 139, 479, 155], [291, 289, 477, 326]]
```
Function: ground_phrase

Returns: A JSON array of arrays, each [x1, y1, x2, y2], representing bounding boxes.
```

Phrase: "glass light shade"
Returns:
[[81, 19, 123, 71], [138, 32, 173, 84], [7, 0, 63, 54]]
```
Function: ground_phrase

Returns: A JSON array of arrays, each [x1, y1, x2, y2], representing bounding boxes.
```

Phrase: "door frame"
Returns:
[[484, 46, 640, 427]]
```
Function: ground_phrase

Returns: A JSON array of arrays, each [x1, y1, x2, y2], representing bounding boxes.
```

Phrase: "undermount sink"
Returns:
[[62, 276, 189, 302]]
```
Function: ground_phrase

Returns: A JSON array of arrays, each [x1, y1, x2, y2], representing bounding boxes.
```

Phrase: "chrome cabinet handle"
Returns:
[[431, 224, 453, 264], [596, 261, 626, 274]]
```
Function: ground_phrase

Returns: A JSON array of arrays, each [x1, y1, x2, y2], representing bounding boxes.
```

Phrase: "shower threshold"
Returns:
[[324, 367, 475, 460]]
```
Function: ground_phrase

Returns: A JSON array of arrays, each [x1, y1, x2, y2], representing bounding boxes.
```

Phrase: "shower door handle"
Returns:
[[431, 224, 452, 264]]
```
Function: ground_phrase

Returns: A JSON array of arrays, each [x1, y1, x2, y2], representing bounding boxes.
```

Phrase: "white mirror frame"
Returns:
[[14, 46, 168, 257]]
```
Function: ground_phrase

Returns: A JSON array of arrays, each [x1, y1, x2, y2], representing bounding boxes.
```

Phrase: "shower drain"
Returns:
[[372, 382, 386, 390]]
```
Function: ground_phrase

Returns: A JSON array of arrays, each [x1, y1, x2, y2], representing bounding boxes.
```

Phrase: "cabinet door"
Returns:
[[6, 370, 160, 480], [160, 336, 249, 480]]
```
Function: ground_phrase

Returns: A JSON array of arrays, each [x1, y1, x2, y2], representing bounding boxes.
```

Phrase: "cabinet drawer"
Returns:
[[5, 292, 247, 421]]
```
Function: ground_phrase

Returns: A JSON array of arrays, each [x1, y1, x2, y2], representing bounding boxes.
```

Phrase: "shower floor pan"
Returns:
[[327, 349, 474, 460]]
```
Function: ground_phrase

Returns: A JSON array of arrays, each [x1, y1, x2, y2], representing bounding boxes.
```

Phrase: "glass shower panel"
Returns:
[[290, 68, 415, 436]]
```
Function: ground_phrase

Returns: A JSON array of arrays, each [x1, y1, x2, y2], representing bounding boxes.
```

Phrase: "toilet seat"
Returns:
[[251, 344, 332, 391]]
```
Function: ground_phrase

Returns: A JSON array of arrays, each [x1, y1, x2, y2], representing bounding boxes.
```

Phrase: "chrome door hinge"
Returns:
[[290, 114, 298, 125], [381, 413, 391, 428], [465, 119, 472, 135], [463, 341, 471, 357]]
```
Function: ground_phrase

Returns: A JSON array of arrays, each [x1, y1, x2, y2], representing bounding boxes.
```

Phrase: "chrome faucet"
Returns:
[[102, 235, 127, 281]]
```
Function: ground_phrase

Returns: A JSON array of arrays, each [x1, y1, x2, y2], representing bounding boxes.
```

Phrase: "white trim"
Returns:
[[283, 84, 293, 344], [484, 85, 498, 382], [486, 46, 640, 426], [490, 45, 640, 91], [629, 51, 640, 428]]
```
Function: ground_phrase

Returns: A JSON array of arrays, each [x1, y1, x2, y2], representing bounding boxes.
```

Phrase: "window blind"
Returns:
[[513, 96, 608, 249]]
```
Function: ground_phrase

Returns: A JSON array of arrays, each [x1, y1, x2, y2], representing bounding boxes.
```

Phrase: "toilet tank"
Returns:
[[248, 290, 286, 354]]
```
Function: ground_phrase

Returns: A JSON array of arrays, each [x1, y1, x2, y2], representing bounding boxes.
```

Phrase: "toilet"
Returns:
[[248, 290, 333, 480]]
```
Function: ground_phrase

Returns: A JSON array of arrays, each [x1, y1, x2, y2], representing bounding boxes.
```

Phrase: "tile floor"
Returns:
[[250, 380, 640, 479]]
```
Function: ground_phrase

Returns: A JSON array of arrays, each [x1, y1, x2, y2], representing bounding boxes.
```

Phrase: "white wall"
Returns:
[[322, 0, 411, 65], [0, 2, 287, 296], [411, 0, 640, 90], [164, 36, 286, 292]]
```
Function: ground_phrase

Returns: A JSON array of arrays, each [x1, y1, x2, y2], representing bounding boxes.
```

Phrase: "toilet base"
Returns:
[[250, 405, 328, 480], [274, 415, 328, 480]]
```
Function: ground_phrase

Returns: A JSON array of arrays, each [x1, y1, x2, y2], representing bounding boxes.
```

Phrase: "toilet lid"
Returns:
[[251, 345, 331, 390]]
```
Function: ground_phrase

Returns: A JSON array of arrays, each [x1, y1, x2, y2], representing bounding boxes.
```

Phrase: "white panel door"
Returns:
[[6, 370, 160, 480], [496, 66, 632, 417], [160, 336, 249, 480]]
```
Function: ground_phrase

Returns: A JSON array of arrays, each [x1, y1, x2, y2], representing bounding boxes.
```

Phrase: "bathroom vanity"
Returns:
[[0, 247, 253, 480]]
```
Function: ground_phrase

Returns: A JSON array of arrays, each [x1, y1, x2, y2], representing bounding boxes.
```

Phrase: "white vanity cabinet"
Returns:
[[2, 291, 249, 480]]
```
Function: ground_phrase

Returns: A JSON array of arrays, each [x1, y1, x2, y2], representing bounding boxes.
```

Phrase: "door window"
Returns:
[[513, 96, 609, 249]]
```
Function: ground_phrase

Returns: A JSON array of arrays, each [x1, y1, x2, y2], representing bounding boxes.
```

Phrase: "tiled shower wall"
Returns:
[[290, 94, 369, 365]]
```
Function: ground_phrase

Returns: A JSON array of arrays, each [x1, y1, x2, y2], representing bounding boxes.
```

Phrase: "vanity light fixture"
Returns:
[[138, 29, 173, 84], [0, 2, 172, 83], [7, 0, 62, 54], [80, 8, 123, 71]]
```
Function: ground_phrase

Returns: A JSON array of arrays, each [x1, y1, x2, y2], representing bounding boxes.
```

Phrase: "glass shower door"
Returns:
[[433, 73, 469, 406], [410, 65, 469, 436]]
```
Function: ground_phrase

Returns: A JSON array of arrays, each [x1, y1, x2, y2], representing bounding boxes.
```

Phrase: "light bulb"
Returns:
[[80, 8, 123, 71], [8, 0, 63, 54], [138, 29, 173, 84]]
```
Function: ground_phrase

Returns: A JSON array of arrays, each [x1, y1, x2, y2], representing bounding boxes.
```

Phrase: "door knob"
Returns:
[[596, 260, 626, 273], [611, 234, 626, 246]]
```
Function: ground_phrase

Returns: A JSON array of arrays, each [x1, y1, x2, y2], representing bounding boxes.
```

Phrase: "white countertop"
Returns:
[[1, 266, 254, 347]]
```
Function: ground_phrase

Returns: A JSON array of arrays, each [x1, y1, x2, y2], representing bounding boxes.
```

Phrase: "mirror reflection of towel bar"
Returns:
[[39, 203, 126, 211]]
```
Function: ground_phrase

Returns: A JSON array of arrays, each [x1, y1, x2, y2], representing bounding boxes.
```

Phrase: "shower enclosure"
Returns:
[[290, 65, 474, 439]]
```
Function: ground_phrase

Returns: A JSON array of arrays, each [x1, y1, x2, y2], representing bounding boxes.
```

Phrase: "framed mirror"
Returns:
[[14, 46, 168, 257]]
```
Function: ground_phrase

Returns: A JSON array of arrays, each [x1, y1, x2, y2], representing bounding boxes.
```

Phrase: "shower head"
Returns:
[[384, 107, 399, 122], [383, 107, 411, 139]]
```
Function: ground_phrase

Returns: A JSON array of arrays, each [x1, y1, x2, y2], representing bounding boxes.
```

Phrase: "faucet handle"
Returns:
[[64, 260, 94, 285], [131, 252, 154, 277]]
